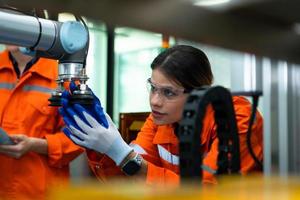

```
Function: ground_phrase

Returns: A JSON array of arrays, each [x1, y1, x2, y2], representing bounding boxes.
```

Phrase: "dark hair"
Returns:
[[151, 45, 213, 90]]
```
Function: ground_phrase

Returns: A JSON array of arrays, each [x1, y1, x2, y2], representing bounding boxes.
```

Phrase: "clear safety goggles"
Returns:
[[146, 78, 189, 101]]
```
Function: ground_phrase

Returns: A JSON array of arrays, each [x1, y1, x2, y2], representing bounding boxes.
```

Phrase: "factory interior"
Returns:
[[1, 0, 300, 199]]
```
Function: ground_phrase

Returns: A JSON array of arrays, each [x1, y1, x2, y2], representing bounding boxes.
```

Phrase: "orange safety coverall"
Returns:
[[0, 51, 84, 200], [87, 96, 263, 186]]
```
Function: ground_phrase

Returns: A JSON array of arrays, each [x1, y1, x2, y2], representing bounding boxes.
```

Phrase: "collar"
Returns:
[[8, 51, 39, 78], [28, 57, 58, 80], [0, 50, 58, 80]]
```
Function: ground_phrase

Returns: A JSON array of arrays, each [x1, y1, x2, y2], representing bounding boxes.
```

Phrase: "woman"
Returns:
[[60, 45, 263, 186]]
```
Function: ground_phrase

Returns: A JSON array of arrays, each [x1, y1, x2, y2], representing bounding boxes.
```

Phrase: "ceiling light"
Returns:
[[194, 0, 231, 7]]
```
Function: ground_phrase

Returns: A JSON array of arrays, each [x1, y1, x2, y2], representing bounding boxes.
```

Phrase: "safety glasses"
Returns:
[[146, 78, 189, 101]]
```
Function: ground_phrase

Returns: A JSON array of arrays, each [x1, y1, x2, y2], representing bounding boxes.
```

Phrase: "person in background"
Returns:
[[0, 45, 83, 200], [60, 45, 263, 186]]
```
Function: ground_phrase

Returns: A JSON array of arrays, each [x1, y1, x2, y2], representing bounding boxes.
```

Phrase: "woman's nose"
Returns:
[[150, 92, 164, 107]]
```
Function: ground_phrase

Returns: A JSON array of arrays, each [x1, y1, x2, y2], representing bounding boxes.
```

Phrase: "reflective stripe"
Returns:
[[201, 164, 216, 174], [0, 83, 15, 90], [131, 143, 216, 173], [23, 85, 54, 94], [157, 144, 179, 165], [194, 152, 216, 174], [130, 143, 147, 155]]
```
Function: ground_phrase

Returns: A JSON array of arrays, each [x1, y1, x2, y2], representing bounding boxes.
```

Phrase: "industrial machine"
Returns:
[[0, 8, 93, 106]]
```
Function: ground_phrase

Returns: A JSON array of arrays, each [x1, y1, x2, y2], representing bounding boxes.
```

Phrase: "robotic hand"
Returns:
[[59, 83, 133, 166]]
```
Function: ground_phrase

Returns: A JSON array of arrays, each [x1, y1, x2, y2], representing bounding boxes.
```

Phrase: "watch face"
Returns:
[[122, 154, 142, 176], [122, 161, 141, 176]]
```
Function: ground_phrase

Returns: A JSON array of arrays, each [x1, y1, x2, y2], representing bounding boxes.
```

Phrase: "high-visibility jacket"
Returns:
[[87, 95, 263, 186], [0, 50, 83, 200]]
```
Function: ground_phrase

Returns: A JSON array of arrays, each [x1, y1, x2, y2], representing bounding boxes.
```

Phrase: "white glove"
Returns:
[[69, 111, 133, 166]]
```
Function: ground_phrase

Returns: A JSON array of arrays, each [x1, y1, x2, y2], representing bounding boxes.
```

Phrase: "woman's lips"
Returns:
[[152, 110, 166, 119]]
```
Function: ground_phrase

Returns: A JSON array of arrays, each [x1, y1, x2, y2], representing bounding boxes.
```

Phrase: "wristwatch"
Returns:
[[121, 153, 143, 176]]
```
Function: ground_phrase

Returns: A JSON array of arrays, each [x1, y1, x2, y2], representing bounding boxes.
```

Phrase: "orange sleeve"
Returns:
[[87, 153, 124, 182], [131, 115, 161, 166], [45, 112, 84, 167]]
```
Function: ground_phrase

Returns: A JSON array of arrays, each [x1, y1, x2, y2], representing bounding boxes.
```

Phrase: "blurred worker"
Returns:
[[0, 45, 83, 200], [60, 45, 263, 186]]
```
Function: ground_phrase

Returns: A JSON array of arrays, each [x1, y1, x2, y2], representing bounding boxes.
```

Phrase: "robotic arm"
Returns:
[[0, 9, 93, 106]]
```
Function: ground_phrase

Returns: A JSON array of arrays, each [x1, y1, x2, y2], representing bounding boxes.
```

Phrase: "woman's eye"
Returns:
[[163, 89, 177, 97]]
